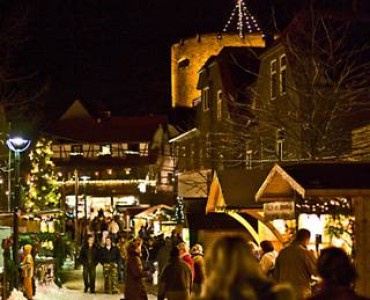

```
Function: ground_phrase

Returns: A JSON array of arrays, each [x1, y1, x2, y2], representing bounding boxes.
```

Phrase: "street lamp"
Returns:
[[6, 136, 31, 289]]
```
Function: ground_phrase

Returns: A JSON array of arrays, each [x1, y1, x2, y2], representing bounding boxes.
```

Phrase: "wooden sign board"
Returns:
[[263, 201, 295, 221]]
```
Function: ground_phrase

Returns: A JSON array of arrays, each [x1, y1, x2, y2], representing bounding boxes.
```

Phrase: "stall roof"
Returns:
[[206, 168, 270, 213], [256, 162, 370, 202], [134, 204, 174, 219]]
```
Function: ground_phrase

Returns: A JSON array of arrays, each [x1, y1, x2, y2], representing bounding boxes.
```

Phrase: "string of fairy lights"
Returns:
[[295, 197, 353, 215], [222, 0, 262, 37]]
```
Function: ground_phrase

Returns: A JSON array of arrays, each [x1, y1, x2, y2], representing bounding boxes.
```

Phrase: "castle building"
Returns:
[[171, 33, 265, 108]]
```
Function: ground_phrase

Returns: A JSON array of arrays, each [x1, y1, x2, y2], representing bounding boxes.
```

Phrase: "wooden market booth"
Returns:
[[133, 204, 176, 237], [206, 168, 285, 246], [255, 162, 370, 297]]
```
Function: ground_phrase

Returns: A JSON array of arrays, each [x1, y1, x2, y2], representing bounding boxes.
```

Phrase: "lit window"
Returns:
[[71, 145, 83, 156], [280, 54, 287, 95], [217, 90, 222, 121], [270, 59, 277, 100], [139, 143, 148, 156], [202, 87, 210, 111], [99, 144, 111, 156]]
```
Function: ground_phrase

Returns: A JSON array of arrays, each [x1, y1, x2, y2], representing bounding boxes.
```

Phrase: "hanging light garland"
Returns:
[[222, 0, 262, 37], [295, 197, 353, 216]]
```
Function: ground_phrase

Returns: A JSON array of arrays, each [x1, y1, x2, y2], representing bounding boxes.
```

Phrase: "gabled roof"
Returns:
[[134, 204, 174, 219], [206, 168, 271, 213], [45, 100, 167, 143], [47, 115, 167, 143], [256, 162, 370, 201], [59, 99, 93, 121]]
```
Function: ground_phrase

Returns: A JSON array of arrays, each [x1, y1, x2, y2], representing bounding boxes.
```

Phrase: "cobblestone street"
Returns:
[[31, 265, 157, 300]]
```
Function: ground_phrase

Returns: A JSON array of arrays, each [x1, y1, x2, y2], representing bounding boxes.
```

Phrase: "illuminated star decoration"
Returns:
[[222, 0, 262, 38]]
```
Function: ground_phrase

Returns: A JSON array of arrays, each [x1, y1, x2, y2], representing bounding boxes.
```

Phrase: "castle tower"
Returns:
[[171, 0, 265, 108]]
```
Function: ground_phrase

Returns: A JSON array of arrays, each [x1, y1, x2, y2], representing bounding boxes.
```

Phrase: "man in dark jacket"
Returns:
[[100, 236, 121, 294], [79, 235, 99, 293], [159, 247, 192, 300]]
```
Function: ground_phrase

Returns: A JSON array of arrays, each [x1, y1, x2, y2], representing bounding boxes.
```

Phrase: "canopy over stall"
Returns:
[[206, 168, 284, 244], [255, 162, 370, 297], [256, 162, 370, 201]]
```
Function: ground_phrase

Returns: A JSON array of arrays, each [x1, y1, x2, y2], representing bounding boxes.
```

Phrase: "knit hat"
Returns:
[[24, 244, 32, 254], [190, 244, 203, 255], [177, 242, 188, 252]]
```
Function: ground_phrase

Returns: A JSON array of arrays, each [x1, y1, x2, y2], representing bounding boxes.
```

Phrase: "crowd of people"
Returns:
[[76, 210, 369, 300], [77, 209, 191, 296], [158, 228, 368, 300]]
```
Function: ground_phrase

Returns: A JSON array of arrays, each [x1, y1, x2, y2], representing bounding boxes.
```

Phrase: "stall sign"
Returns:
[[263, 201, 295, 221]]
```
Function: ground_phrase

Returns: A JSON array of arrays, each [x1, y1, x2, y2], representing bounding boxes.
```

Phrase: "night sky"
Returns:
[[2, 0, 302, 121]]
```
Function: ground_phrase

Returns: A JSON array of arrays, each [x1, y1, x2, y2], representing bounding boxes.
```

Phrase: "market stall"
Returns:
[[206, 168, 284, 246], [133, 204, 176, 237], [255, 162, 370, 296]]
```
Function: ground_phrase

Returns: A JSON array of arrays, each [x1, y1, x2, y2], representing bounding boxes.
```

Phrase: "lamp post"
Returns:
[[6, 137, 31, 289]]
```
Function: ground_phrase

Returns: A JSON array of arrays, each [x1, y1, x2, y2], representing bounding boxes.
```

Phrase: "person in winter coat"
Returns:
[[100, 236, 121, 294], [274, 228, 317, 300], [195, 234, 294, 300], [190, 244, 206, 296], [177, 242, 194, 280], [79, 235, 99, 293], [21, 244, 34, 300], [124, 241, 149, 300], [157, 237, 172, 276], [259, 240, 277, 277], [159, 247, 192, 300], [308, 247, 370, 300]]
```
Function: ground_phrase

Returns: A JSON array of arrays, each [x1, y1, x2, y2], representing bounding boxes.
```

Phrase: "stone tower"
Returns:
[[171, 33, 265, 108]]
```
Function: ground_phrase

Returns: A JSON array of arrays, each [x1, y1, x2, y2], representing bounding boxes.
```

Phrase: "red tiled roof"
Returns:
[[46, 115, 167, 143]]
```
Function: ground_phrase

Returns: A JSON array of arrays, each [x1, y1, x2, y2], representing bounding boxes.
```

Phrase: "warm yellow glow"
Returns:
[[171, 33, 266, 108], [153, 221, 161, 235], [57, 179, 157, 185], [299, 213, 326, 242], [227, 211, 260, 244]]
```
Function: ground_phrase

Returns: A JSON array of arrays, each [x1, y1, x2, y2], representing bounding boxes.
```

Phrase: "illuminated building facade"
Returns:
[[45, 99, 176, 221], [171, 33, 265, 108]]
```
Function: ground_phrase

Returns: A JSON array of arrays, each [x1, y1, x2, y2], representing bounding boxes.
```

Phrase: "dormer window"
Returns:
[[70, 145, 83, 156]]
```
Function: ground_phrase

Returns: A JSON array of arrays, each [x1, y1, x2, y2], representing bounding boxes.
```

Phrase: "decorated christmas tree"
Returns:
[[25, 137, 60, 211]]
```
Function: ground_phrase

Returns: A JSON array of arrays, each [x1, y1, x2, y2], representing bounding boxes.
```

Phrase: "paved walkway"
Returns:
[[29, 265, 157, 300]]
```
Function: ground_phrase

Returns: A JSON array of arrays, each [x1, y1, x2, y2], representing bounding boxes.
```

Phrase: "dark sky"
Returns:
[[3, 0, 301, 120]]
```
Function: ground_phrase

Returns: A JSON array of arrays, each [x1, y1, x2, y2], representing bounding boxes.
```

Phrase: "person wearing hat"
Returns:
[[190, 244, 205, 296], [21, 244, 34, 300], [177, 242, 194, 281]]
